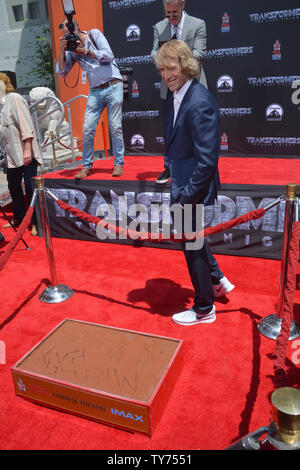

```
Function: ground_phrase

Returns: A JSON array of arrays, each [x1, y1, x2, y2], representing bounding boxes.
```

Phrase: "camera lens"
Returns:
[[66, 33, 79, 51], [67, 39, 78, 51]]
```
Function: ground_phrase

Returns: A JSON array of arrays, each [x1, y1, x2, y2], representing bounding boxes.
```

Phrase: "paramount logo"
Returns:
[[111, 408, 144, 422], [265, 103, 283, 121]]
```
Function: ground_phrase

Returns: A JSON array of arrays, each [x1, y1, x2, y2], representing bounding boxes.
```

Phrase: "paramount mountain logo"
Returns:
[[131, 134, 145, 150], [217, 75, 234, 92], [265, 103, 284, 121], [126, 24, 141, 41]]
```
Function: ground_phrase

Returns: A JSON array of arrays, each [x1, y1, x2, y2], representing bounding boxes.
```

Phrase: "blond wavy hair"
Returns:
[[0, 73, 14, 93], [156, 40, 200, 80]]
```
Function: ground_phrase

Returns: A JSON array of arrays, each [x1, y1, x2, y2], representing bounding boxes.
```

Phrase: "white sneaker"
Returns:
[[213, 276, 235, 298], [172, 306, 216, 326]]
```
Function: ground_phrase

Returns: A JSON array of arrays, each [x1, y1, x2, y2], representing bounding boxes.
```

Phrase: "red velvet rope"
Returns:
[[54, 198, 266, 242], [0, 206, 34, 271], [56, 139, 80, 150], [273, 221, 300, 388]]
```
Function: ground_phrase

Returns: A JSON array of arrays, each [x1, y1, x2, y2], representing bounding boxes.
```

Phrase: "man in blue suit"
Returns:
[[156, 40, 234, 325]]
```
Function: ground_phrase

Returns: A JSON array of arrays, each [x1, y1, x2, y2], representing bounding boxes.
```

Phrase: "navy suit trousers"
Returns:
[[183, 239, 223, 314]]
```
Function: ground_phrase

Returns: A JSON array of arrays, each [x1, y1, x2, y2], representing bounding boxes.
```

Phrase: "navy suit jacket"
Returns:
[[164, 80, 220, 206]]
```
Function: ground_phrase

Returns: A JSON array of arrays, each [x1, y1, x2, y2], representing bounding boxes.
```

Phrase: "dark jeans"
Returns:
[[6, 160, 37, 225]]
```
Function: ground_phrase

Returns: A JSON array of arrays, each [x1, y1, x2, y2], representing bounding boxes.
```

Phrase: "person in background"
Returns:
[[0, 73, 41, 236], [56, 18, 125, 178], [151, 0, 207, 184]]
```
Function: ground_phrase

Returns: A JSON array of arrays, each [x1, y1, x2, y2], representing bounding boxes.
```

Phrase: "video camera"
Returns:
[[61, 0, 80, 51]]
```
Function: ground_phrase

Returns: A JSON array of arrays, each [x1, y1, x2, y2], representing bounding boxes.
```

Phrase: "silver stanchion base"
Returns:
[[39, 284, 74, 304], [257, 314, 300, 340]]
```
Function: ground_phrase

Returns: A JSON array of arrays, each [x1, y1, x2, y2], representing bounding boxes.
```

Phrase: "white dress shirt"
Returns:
[[173, 78, 193, 125]]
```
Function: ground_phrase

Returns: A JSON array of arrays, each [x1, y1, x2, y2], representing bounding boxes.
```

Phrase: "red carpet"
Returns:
[[0, 156, 299, 450], [45, 154, 300, 185]]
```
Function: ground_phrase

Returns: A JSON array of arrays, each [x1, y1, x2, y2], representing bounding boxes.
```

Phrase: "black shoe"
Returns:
[[0, 232, 5, 242], [156, 168, 170, 184]]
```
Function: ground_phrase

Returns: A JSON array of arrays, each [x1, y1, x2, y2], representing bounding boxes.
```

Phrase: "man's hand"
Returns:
[[74, 42, 88, 56], [59, 36, 67, 54], [58, 36, 68, 71]]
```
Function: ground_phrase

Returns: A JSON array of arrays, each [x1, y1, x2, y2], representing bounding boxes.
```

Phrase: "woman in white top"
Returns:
[[0, 73, 42, 234]]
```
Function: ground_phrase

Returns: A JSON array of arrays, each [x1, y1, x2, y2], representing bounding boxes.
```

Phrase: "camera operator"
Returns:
[[56, 18, 125, 178]]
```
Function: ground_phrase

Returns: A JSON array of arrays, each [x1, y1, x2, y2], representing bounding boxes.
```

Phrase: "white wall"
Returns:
[[0, 0, 50, 91]]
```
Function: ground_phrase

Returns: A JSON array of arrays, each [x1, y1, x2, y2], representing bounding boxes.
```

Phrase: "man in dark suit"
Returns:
[[151, 0, 207, 184], [155, 40, 234, 325]]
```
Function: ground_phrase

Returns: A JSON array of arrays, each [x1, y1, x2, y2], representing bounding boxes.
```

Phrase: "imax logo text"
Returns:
[[111, 408, 143, 422]]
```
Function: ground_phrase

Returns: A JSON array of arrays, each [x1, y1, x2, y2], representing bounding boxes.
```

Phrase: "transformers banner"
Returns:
[[102, 0, 300, 157], [39, 178, 292, 260]]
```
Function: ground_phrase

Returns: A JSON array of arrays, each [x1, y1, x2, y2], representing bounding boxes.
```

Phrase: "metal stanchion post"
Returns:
[[225, 387, 300, 450], [257, 183, 300, 340], [50, 131, 57, 169], [36, 177, 73, 303]]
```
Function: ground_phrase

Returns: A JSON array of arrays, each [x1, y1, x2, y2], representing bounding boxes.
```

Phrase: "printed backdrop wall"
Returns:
[[102, 0, 300, 157]]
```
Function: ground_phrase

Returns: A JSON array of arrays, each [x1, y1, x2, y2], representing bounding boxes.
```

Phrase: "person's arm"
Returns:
[[58, 35, 67, 71], [191, 19, 206, 63], [151, 25, 160, 64], [86, 29, 115, 63], [56, 36, 76, 77]]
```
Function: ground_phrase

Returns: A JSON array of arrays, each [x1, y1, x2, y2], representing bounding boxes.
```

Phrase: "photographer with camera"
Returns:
[[56, 18, 125, 178]]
